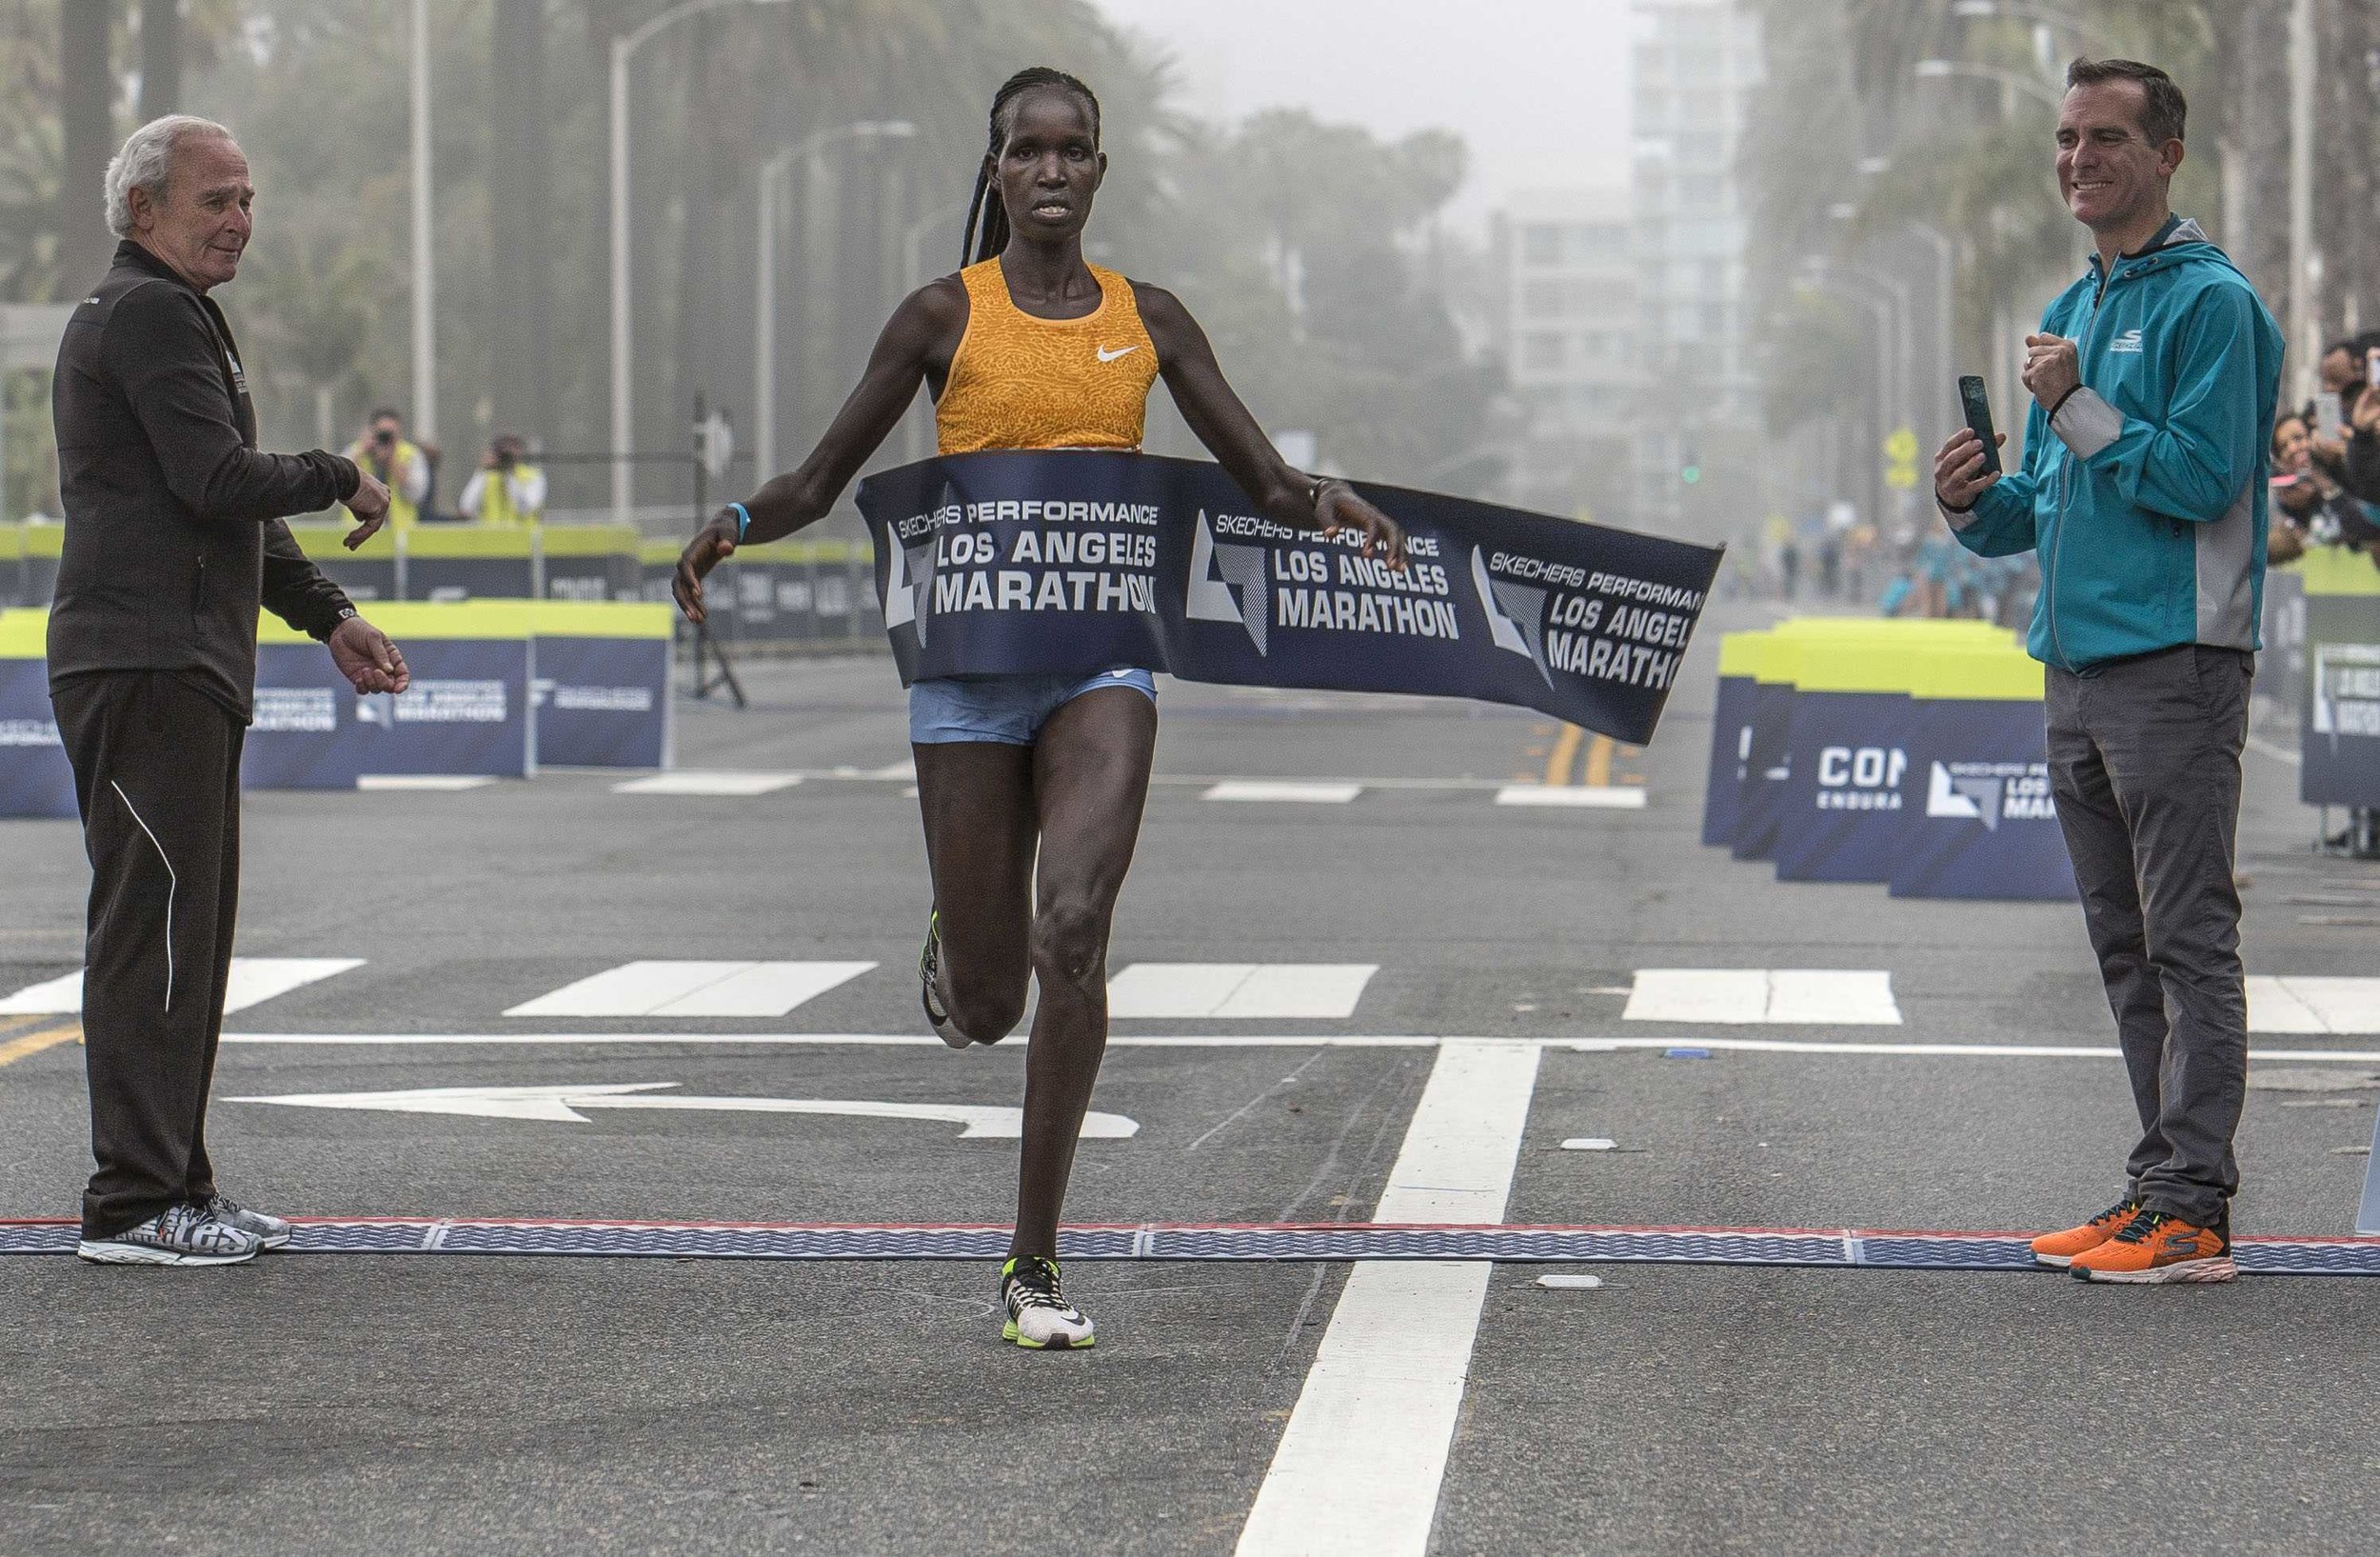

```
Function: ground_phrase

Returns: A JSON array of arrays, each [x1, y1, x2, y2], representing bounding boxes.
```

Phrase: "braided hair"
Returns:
[[962, 67, 1102, 266]]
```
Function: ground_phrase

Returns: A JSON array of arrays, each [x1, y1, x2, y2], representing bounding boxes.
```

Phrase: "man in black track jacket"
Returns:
[[50, 114, 408, 1267]]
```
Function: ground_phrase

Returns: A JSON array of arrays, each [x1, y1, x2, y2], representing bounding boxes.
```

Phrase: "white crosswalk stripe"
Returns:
[[505, 961, 877, 1018], [611, 772, 803, 796], [1106, 963, 1378, 1019], [0, 957, 366, 1016], [1622, 968, 1902, 1026], [1492, 785, 1647, 808], [1201, 781, 1364, 804], [2247, 975, 2380, 1034]]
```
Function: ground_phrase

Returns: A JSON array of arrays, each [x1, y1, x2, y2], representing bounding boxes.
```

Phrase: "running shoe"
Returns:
[[1002, 1254, 1095, 1349], [921, 908, 965, 1048], [2068, 1208, 2237, 1284], [200, 1194, 292, 1250], [76, 1203, 261, 1267], [2030, 1198, 2142, 1268]]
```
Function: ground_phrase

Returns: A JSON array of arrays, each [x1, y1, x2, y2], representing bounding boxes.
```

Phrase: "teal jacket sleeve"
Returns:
[[2047, 284, 2260, 522], [1942, 394, 2042, 558]]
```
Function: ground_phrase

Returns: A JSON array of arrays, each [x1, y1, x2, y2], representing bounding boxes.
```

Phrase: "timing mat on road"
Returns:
[[5, 1218, 2377, 1275]]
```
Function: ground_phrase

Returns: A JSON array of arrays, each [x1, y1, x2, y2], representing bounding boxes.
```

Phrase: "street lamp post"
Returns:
[[899, 203, 969, 462], [409, 0, 435, 447], [610, 0, 789, 527], [1801, 274, 1895, 531], [752, 120, 916, 483]]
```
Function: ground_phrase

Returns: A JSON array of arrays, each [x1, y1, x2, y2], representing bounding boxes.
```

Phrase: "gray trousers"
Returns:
[[2046, 645, 2253, 1228]]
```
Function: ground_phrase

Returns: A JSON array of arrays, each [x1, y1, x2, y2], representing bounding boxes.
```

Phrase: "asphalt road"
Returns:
[[3, 606, 2377, 1556]]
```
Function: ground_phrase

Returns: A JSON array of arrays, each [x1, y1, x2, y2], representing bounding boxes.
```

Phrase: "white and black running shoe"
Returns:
[[201, 1195, 292, 1250], [77, 1203, 261, 1266], [921, 908, 966, 1048], [1002, 1254, 1095, 1349]]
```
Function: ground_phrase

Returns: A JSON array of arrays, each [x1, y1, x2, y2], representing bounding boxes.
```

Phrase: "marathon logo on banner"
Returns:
[[2312, 644, 2380, 741], [1924, 759, 2056, 829], [857, 450, 1723, 743]]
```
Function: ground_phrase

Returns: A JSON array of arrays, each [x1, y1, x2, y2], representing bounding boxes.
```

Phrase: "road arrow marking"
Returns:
[[228, 1082, 1137, 1139]]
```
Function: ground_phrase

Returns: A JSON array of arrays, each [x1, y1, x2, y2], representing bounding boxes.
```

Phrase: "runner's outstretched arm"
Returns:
[[1136, 283, 1405, 567], [674, 279, 965, 623]]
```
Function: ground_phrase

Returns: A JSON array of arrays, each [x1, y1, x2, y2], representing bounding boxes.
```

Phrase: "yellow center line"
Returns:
[[0, 1022, 82, 1068], [1584, 734, 1616, 788], [1542, 724, 1583, 788]]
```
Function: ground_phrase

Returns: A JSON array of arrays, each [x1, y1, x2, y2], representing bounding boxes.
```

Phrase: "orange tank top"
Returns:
[[936, 258, 1160, 455]]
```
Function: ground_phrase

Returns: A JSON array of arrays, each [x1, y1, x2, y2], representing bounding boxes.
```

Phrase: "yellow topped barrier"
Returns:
[[538, 524, 641, 559], [0, 608, 46, 658], [284, 520, 394, 561], [1908, 643, 2046, 701], [2302, 545, 2380, 597], [21, 523, 63, 560], [253, 598, 670, 646]]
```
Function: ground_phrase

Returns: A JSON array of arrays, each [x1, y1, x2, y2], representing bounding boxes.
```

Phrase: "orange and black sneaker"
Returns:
[[2067, 1208, 2236, 1284], [2030, 1199, 2141, 1268]]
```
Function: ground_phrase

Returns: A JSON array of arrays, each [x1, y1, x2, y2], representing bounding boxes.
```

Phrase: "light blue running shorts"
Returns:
[[907, 668, 1157, 746]]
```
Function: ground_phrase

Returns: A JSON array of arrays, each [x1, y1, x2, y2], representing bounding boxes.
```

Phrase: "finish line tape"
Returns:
[[6, 1219, 2377, 1275]]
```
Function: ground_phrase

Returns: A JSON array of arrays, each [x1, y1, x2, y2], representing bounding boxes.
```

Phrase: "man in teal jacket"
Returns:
[[1934, 58, 2283, 1285]]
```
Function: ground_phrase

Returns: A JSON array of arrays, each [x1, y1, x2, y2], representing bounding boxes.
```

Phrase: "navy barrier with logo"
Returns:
[[1699, 630, 1762, 847], [2299, 546, 2380, 808], [403, 527, 535, 603], [527, 601, 674, 769], [857, 451, 1723, 742], [1889, 645, 2074, 901], [253, 601, 534, 781], [640, 535, 878, 647], [1716, 619, 2010, 864], [1771, 636, 1916, 883], [0, 609, 74, 818]]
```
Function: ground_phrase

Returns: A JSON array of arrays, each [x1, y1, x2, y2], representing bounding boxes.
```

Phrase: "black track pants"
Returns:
[[50, 671, 246, 1239]]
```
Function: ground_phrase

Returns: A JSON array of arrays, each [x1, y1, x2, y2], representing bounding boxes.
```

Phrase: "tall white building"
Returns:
[[1630, 0, 1762, 537], [1491, 188, 1637, 523]]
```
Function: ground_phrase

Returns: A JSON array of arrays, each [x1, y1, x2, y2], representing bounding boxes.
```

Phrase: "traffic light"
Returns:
[[1680, 449, 1702, 485]]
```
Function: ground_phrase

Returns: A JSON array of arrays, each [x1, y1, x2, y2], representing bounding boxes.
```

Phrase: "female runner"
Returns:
[[674, 67, 1403, 1349]]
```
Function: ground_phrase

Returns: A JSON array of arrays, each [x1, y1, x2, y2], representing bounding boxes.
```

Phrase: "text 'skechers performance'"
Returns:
[[857, 450, 1724, 743]]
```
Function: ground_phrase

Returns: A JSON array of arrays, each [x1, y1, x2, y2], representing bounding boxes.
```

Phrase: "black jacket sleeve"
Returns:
[[106, 282, 358, 523], [261, 519, 356, 641]]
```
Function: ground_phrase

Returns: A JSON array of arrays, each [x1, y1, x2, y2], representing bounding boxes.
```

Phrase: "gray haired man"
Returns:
[[50, 115, 408, 1265]]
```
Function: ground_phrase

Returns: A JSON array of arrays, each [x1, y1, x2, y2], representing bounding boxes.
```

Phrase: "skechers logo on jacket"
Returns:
[[2108, 328, 2144, 353]]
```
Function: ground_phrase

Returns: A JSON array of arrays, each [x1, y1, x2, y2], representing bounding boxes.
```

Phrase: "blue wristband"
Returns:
[[727, 502, 752, 542]]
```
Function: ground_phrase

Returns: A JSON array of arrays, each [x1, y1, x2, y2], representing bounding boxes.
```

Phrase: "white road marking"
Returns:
[[357, 774, 496, 791], [211, 1031, 2380, 1063], [611, 771, 803, 796], [505, 961, 875, 1018], [1107, 964, 1378, 1019], [1492, 785, 1647, 808], [2248, 975, 2380, 1033], [227, 1081, 1136, 1139], [1201, 780, 1363, 804], [1623, 968, 1902, 1026], [1, 958, 364, 1016], [1237, 1039, 1540, 1556]]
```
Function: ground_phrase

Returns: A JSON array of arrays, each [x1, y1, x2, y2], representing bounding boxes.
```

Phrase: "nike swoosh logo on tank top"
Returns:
[[1096, 345, 1140, 363]]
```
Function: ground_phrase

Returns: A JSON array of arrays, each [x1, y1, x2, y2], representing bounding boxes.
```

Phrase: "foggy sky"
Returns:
[[1091, 0, 1636, 231]]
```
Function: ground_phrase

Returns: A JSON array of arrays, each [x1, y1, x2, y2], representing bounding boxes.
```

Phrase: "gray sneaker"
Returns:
[[77, 1203, 261, 1266], [201, 1195, 292, 1250]]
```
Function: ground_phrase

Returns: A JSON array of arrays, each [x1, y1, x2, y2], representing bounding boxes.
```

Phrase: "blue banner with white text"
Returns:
[[855, 451, 1723, 744]]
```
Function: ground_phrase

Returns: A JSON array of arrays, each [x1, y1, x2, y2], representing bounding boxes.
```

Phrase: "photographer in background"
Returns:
[[455, 433, 546, 529], [344, 408, 431, 529]]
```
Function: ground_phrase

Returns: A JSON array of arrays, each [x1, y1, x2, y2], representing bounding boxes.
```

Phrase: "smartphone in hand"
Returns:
[[1957, 375, 2000, 475]]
